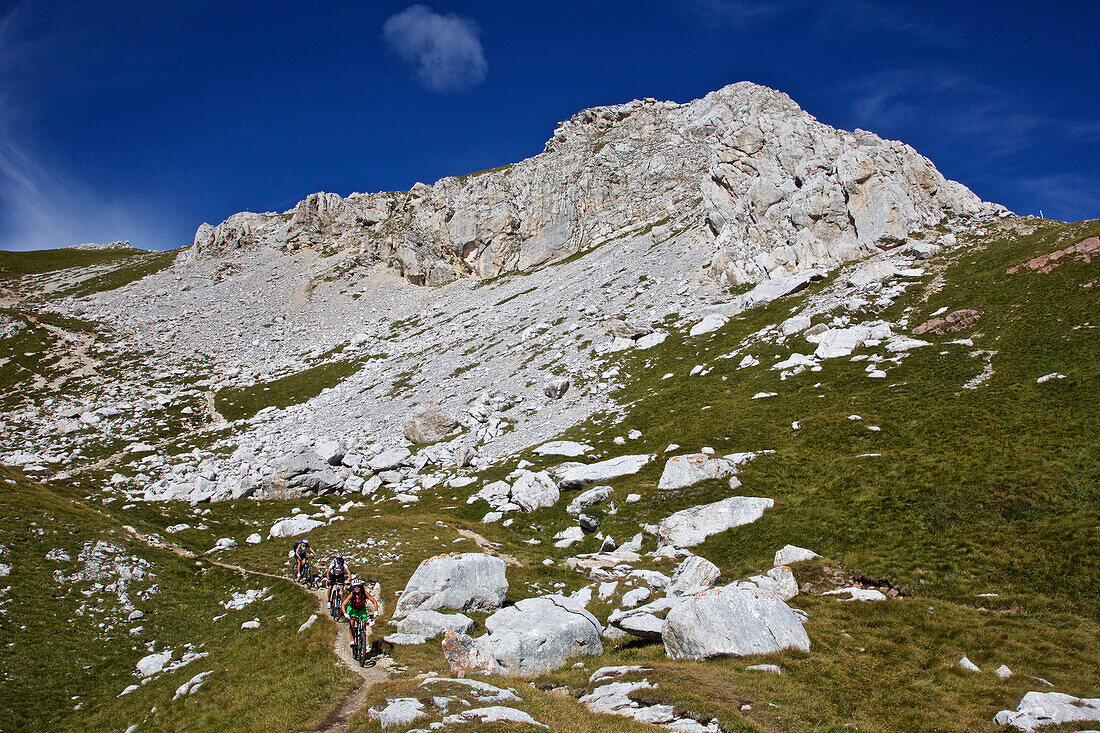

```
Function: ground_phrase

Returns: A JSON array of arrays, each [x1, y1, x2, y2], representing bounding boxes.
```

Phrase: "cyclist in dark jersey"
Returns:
[[326, 552, 350, 605], [293, 538, 316, 580], [341, 579, 379, 650]]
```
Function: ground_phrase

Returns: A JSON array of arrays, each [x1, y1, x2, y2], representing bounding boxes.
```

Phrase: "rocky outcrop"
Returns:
[[657, 496, 774, 548], [667, 555, 721, 597], [444, 596, 604, 677], [393, 553, 508, 618], [189, 82, 1001, 289], [553, 455, 652, 491], [657, 454, 737, 490], [403, 404, 460, 444], [993, 691, 1100, 732], [663, 586, 810, 660]]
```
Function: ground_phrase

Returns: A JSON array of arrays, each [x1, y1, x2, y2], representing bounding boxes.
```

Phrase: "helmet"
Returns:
[[351, 578, 364, 589], [335, 552, 343, 559], [301, 538, 309, 544]]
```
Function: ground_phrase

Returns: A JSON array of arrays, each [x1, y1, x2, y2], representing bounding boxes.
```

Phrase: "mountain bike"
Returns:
[[295, 559, 321, 589], [328, 580, 346, 620], [350, 613, 369, 667]]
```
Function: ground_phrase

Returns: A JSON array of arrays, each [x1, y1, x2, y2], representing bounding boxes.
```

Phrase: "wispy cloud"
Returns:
[[687, 0, 792, 28], [382, 5, 487, 93], [0, 1, 175, 251], [1011, 174, 1100, 223], [844, 70, 1048, 163], [687, 0, 961, 46], [840, 69, 1100, 219]]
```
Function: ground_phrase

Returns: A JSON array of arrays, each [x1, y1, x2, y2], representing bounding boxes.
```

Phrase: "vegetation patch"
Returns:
[[214, 358, 365, 422]]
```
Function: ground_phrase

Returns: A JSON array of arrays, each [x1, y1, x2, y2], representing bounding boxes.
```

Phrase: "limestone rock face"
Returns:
[[403, 405, 460, 444], [471, 596, 605, 676], [395, 610, 475, 640], [657, 496, 774, 548], [189, 82, 1000, 290], [663, 586, 810, 660], [394, 553, 508, 618]]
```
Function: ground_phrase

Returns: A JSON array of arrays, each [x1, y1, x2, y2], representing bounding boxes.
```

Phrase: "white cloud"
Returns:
[[382, 5, 487, 93]]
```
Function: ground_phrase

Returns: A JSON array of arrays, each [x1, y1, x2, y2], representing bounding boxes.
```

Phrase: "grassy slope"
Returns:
[[6, 217, 1099, 732], [214, 357, 367, 423], [0, 247, 144, 278], [0, 468, 356, 732]]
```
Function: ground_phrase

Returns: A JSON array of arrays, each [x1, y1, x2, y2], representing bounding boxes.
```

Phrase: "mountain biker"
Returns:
[[341, 578, 379, 651], [326, 552, 351, 605], [293, 538, 316, 580]]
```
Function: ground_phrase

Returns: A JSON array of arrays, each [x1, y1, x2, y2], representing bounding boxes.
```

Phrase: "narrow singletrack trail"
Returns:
[[312, 583, 391, 733], [113, 520, 391, 731]]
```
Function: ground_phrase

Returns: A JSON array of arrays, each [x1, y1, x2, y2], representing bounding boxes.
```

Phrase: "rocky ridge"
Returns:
[[190, 81, 1003, 287]]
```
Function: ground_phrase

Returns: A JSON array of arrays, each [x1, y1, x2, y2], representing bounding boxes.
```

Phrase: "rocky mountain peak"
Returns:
[[189, 81, 1005, 288]]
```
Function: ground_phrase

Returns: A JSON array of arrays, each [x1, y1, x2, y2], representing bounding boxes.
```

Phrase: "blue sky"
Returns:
[[0, 0, 1097, 250]]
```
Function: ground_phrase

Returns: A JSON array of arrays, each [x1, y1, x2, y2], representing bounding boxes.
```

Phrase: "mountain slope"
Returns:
[[0, 83, 1096, 733]]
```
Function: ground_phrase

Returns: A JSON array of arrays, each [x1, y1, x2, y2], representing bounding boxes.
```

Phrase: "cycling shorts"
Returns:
[[347, 607, 372, 621]]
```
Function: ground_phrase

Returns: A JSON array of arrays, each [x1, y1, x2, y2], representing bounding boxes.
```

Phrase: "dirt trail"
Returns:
[[312, 583, 391, 733], [456, 527, 523, 567], [113, 521, 390, 731]]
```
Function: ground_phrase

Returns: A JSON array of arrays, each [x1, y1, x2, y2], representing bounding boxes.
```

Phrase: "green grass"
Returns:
[[0, 468, 354, 733], [494, 286, 538, 307], [6, 216, 1100, 732], [58, 249, 179, 298], [453, 163, 515, 183], [0, 246, 143, 279], [214, 358, 365, 422]]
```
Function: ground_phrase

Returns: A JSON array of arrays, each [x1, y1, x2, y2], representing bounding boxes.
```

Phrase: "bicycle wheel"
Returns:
[[356, 623, 366, 667]]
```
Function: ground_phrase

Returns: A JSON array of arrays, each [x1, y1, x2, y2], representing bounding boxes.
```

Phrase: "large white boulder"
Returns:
[[396, 610, 475, 640], [657, 454, 736, 490], [667, 555, 721, 597], [608, 597, 680, 641], [689, 314, 728, 337], [510, 470, 559, 512], [533, 441, 592, 457], [774, 544, 818, 566], [663, 586, 810, 660], [268, 515, 324, 539], [993, 691, 1100, 732], [394, 553, 508, 618], [465, 596, 604, 676], [806, 322, 892, 359], [404, 405, 460, 444], [657, 497, 774, 548], [567, 485, 613, 516], [555, 455, 651, 491], [443, 706, 547, 728], [135, 651, 172, 677], [369, 698, 427, 729], [739, 565, 798, 601], [368, 447, 412, 472]]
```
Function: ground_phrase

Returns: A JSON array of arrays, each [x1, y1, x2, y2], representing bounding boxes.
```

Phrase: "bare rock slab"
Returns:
[[555, 454, 651, 491], [657, 497, 774, 548], [663, 586, 810, 660], [394, 553, 507, 618]]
